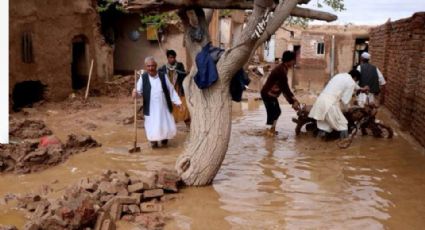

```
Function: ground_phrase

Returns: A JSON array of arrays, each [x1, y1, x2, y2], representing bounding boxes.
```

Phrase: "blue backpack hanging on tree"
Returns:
[[194, 43, 219, 89]]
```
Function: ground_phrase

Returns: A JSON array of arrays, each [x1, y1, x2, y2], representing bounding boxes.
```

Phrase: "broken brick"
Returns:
[[140, 202, 162, 213], [128, 182, 149, 193], [143, 189, 164, 199]]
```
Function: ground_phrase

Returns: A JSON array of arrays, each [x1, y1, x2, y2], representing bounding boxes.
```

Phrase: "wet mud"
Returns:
[[1, 94, 425, 229], [2, 119, 100, 174]]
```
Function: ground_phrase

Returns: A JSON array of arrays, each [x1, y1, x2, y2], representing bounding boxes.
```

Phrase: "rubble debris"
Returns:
[[13, 169, 181, 230], [9, 119, 52, 140], [0, 225, 18, 230], [65, 134, 101, 154], [0, 141, 64, 174], [62, 94, 102, 112], [0, 133, 101, 174], [97, 75, 134, 98]]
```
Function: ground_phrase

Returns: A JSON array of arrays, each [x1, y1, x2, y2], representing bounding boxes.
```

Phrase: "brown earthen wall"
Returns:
[[113, 15, 187, 73], [9, 0, 113, 101], [369, 12, 425, 146]]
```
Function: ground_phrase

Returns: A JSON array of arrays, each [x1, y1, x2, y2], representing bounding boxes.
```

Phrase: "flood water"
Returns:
[[1, 96, 425, 229]]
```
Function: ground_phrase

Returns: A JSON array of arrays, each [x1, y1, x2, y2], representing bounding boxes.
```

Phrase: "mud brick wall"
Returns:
[[9, 0, 113, 101], [369, 13, 425, 146]]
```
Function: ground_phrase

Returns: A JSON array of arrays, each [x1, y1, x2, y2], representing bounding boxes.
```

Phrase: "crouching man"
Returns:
[[308, 70, 367, 139]]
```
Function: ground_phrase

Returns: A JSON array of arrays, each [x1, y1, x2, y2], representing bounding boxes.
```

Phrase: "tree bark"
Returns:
[[174, 7, 234, 185], [175, 0, 300, 186], [124, 0, 337, 22], [120, 0, 337, 186]]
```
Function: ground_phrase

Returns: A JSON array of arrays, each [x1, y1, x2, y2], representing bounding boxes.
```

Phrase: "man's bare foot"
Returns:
[[265, 129, 278, 137]]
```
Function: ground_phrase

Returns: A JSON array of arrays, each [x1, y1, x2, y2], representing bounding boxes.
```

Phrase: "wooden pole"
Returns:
[[84, 59, 94, 101], [134, 70, 138, 149]]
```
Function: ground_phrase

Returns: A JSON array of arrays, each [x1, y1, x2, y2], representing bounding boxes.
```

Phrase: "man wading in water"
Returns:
[[261, 51, 300, 136]]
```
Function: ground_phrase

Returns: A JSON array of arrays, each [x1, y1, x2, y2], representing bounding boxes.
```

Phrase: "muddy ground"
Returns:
[[2, 77, 425, 229], [1, 118, 100, 174]]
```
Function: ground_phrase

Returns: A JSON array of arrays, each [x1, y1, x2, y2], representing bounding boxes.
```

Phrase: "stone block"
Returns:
[[102, 196, 139, 211], [128, 182, 148, 193], [117, 187, 129, 197], [100, 219, 116, 230], [98, 181, 119, 195], [140, 202, 162, 213], [109, 203, 122, 221], [143, 189, 164, 199], [128, 204, 141, 214], [130, 193, 143, 203]]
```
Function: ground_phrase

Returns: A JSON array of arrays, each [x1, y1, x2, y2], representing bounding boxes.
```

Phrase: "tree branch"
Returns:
[[124, 0, 255, 11], [292, 6, 337, 22], [254, 0, 300, 46], [214, 0, 273, 83], [124, 0, 336, 22]]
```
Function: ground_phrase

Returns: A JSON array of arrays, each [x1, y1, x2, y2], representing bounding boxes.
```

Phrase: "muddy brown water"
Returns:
[[1, 96, 425, 229]]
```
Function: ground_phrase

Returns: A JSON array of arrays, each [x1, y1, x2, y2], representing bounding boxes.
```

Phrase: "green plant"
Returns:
[[139, 12, 179, 31], [219, 9, 233, 17], [97, 0, 127, 13]]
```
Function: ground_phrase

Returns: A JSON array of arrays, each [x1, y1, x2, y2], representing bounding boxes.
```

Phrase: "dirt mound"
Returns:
[[9, 119, 52, 140], [0, 134, 101, 174], [12, 169, 181, 230], [0, 225, 17, 230], [61, 95, 102, 112], [65, 134, 101, 153], [97, 75, 134, 97]]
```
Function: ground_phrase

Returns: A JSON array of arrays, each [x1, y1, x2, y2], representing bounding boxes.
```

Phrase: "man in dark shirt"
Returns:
[[261, 51, 300, 136], [158, 49, 190, 128]]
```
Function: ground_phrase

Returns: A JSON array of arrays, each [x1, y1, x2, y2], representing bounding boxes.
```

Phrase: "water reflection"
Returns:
[[2, 98, 425, 229], [209, 103, 425, 229]]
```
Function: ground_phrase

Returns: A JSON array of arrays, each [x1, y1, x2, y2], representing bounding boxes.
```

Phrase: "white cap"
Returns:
[[361, 52, 371, 59]]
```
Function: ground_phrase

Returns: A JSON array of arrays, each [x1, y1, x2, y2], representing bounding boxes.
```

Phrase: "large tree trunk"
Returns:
[[174, 8, 234, 185], [120, 0, 337, 186], [176, 66, 234, 185], [175, 1, 281, 185]]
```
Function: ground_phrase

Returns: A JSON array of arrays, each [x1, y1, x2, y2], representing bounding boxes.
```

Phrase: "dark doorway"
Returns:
[[353, 38, 369, 67], [292, 45, 301, 88], [71, 35, 89, 90], [294, 45, 301, 63]]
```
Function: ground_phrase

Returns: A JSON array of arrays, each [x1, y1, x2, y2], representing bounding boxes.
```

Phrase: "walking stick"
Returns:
[[129, 70, 141, 153]]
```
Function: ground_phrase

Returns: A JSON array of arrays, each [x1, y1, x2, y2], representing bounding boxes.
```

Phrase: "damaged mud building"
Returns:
[[10, 0, 114, 103], [9, 0, 185, 104]]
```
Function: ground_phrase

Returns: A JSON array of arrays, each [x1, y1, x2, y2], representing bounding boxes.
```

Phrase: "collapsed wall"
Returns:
[[369, 12, 425, 146]]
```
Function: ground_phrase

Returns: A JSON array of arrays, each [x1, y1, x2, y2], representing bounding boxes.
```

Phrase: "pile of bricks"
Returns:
[[10, 169, 181, 230]]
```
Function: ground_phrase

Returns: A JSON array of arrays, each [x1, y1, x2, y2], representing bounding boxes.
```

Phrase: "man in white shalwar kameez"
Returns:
[[309, 70, 365, 138], [133, 56, 182, 148]]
